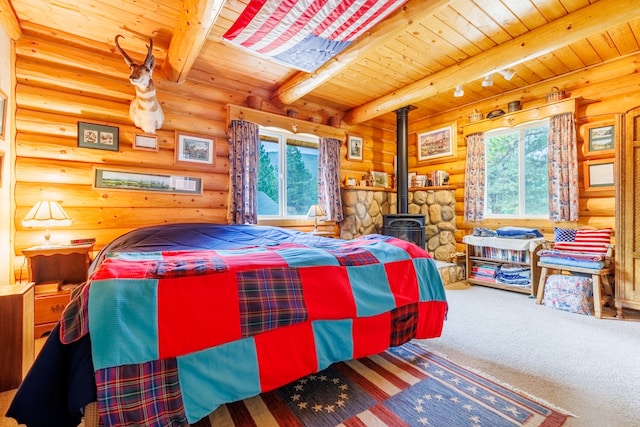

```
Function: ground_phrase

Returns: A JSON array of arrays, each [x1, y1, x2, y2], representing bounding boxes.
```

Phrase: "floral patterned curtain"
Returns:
[[464, 132, 486, 222], [318, 137, 344, 222], [227, 120, 259, 224], [548, 112, 579, 222]]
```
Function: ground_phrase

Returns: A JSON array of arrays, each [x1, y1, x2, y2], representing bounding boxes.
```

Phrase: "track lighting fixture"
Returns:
[[482, 74, 493, 87], [498, 68, 516, 81], [453, 85, 464, 97]]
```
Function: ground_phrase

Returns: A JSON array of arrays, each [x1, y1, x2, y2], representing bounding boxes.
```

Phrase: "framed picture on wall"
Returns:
[[371, 170, 388, 188], [175, 132, 215, 165], [583, 119, 616, 158], [134, 133, 159, 151], [0, 89, 7, 140], [77, 122, 119, 151], [417, 124, 456, 162], [347, 135, 363, 161], [584, 158, 614, 192]]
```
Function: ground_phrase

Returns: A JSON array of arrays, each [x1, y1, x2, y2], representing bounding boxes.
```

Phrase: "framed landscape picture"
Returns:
[[417, 124, 456, 162], [583, 120, 616, 158], [371, 170, 388, 188], [175, 132, 215, 165], [347, 135, 363, 161]]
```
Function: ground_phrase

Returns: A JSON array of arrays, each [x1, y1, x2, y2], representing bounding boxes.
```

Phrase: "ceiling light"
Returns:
[[482, 75, 493, 87], [453, 85, 464, 97], [498, 68, 516, 81]]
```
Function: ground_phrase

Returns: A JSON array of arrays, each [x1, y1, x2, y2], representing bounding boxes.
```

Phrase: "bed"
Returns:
[[7, 223, 448, 427]]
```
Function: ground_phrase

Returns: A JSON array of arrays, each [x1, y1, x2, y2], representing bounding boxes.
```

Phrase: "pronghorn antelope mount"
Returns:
[[115, 35, 164, 134]]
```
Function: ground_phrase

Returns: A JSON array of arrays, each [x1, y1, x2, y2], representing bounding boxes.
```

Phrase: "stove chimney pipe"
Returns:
[[395, 106, 411, 214]]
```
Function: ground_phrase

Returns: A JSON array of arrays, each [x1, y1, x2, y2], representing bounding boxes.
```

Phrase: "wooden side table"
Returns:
[[0, 282, 35, 392], [22, 244, 93, 337]]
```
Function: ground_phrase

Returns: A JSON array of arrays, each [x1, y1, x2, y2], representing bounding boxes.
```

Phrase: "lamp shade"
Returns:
[[22, 200, 72, 228], [306, 204, 326, 219]]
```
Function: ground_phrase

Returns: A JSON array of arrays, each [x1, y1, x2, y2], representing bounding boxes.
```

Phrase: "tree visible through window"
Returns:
[[258, 128, 319, 217], [485, 120, 549, 218]]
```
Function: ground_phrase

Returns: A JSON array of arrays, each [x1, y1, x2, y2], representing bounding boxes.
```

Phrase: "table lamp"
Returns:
[[22, 200, 72, 244], [306, 204, 326, 232]]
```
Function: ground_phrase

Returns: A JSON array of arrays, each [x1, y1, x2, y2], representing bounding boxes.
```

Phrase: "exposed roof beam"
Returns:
[[269, 0, 454, 108], [343, 0, 640, 125], [0, 0, 22, 40], [161, 0, 224, 84]]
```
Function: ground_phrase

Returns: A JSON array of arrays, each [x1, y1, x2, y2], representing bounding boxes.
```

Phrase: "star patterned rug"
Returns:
[[192, 341, 570, 426]]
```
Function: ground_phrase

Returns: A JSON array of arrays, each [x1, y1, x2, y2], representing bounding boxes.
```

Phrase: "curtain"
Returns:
[[227, 120, 259, 224], [547, 112, 579, 222], [464, 132, 486, 222], [318, 137, 344, 222]]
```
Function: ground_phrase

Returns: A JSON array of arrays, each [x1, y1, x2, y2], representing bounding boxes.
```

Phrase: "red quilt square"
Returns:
[[222, 251, 288, 272], [416, 301, 448, 338], [384, 260, 419, 307], [352, 312, 391, 359], [92, 259, 156, 280], [255, 323, 317, 392], [157, 272, 241, 359], [299, 266, 356, 320]]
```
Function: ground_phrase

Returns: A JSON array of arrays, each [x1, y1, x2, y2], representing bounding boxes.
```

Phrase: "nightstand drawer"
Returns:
[[34, 291, 70, 325]]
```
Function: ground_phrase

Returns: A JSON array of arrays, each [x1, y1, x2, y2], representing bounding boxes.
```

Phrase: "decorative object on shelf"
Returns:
[[329, 115, 341, 127], [417, 124, 456, 162], [77, 122, 119, 151], [508, 100, 522, 112], [306, 204, 326, 232], [94, 168, 203, 195], [246, 95, 262, 109], [347, 134, 363, 161], [285, 106, 298, 118], [584, 158, 614, 192], [175, 131, 215, 165], [133, 133, 158, 151], [486, 109, 505, 119], [469, 109, 483, 122], [114, 35, 164, 134], [309, 112, 321, 123], [22, 200, 72, 244], [347, 178, 356, 186], [583, 120, 615, 158], [0, 88, 6, 140], [545, 86, 567, 103], [371, 170, 389, 188]]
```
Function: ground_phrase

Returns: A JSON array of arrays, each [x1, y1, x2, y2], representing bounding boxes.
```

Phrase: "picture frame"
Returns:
[[583, 120, 616, 158], [347, 135, 363, 161], [371, 170, 388, 188], [94, 168, 202, 195], [417, 124, 456, 162], [77, 122, 119, 151], [175, 132, 215, 165], [583, 158, 614, 192], [133, 133, 159, 151], [0, 89, 6, 140]]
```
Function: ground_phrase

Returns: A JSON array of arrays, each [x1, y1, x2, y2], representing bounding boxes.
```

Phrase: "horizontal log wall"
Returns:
[[406, 53, 640, 251], [11, 29, 377, 279]]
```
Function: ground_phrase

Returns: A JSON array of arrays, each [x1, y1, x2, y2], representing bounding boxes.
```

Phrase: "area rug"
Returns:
[[193, 341, 570, 426]]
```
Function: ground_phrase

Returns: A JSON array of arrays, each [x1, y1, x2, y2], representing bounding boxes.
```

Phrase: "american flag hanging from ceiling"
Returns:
[[223, 0, 407, 73]]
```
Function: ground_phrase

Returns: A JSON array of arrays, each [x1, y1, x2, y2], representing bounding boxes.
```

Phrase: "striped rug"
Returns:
[[192, 342, 569, 426]]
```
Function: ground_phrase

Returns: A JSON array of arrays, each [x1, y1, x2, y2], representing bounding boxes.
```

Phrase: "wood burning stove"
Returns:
[[382, 214, 426, 249]]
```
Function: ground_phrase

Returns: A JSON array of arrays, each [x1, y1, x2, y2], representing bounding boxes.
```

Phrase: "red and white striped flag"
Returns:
[[223, 0, 407, 72]]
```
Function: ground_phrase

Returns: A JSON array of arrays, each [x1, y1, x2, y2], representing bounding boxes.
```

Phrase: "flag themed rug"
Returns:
[[193, 341, 570, 426]]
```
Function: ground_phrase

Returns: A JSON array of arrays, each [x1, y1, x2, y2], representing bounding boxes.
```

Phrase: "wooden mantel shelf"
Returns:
[[341, 185, 455, 192]]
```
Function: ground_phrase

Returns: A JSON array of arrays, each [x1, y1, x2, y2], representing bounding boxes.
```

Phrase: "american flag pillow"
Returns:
[[554, 227, 576, 242], [553, 228, 611, 254]]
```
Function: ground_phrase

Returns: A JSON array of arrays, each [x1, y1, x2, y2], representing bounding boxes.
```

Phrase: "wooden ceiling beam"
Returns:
[[0, 0, 22, 40], [161, 0, 224, 84], [269, 0, 455, 108], [343, 0, 640, 125]]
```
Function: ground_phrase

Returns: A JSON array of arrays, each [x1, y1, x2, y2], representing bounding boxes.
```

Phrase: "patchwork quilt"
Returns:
[[59, 234, 447, 427]]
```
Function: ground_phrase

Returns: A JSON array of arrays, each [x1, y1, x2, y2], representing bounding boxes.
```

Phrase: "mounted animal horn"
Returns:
[[114, 35, 164, 134]]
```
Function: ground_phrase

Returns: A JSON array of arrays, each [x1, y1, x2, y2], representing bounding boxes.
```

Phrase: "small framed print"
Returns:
[[371, 170, 388, 188], [583, 120, 616, 158], [134, 133, 159, 151], [347, 135, 363, 161], [417, 124, 456, 162], [175, 132, 215, 165], [78, 122, 119, 151], [584, 158, 614, 192]]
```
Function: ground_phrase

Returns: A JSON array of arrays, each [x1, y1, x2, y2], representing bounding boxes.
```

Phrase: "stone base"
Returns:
[[434, 260, 468, 289]]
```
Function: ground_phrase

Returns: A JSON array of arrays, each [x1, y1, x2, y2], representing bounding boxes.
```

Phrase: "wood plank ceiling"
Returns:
[[6, 0, 640, 128]]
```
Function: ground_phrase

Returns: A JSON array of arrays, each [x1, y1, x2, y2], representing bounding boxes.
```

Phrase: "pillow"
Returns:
[[553, 228, 611, 253], [554, 227, 576, 242]]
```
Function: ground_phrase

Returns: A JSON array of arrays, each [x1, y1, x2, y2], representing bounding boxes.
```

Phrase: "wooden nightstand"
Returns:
[[0, 282, 35, 391], [22, 244, 93, 337]]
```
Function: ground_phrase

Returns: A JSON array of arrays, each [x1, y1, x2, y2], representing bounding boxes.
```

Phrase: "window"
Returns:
[[258, 127, 319, 217], [484, 120, 549, 218]]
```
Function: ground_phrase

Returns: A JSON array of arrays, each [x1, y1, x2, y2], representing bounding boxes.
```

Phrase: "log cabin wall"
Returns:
[[11, 28, 382, 281], [406, 52, 640, 252]]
